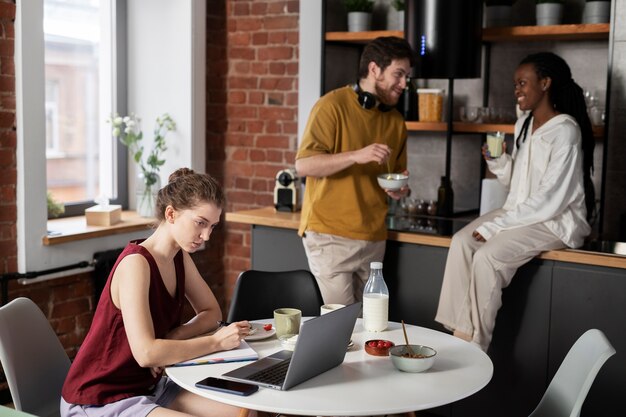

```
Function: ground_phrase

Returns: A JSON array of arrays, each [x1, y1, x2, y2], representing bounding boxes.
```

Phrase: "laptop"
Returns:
[[221, 301, 361, 391]]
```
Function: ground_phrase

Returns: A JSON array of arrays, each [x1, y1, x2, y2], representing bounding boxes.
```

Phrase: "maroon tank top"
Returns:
[[62, 241, 185, 405]]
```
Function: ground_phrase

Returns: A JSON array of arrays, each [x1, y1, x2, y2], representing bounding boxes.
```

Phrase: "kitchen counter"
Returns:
[[225, 207, 626, 269]]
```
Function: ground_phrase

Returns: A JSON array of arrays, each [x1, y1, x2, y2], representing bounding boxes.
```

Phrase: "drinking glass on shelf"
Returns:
[[584, 89, 599, 109], [460, 106, 480, 123], [479, 107, 491, 123], [590, 106, 605, 126], [491, 107, 503, 123]]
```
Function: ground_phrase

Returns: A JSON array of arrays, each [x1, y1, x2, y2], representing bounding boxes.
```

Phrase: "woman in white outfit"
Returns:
[[435, 52, 595, 352]]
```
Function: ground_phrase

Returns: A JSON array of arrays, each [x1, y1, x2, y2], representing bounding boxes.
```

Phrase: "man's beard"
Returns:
[[374, 82, 400, 107]]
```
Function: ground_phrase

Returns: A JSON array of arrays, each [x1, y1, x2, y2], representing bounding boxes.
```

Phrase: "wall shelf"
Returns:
[[482, 23, 610, 42], [325, 23, 610, 44], [405, 122, 514, 134], [405, 122, 605, 139], [325, 30, 402, 43]]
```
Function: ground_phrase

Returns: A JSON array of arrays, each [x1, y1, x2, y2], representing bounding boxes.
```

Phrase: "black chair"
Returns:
[[227, 269, 324, 322]]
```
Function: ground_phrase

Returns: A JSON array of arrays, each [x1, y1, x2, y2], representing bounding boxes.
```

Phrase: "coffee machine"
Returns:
[[274, 169, 301, 212]]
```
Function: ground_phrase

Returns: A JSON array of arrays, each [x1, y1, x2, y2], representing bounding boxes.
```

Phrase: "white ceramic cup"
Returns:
[[320, 303, 346, 315], [486, 131, 505, 158]]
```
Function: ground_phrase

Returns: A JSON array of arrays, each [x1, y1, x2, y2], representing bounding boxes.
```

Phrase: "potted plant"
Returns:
[[484, 0, 516, 27], [387, 0, 405, 31], [47, 192, 65, 218], [109, 113, 176, 217], [344, 0, 374, 32], [583, 0, 611, 24], [536, 0, 564, 26]]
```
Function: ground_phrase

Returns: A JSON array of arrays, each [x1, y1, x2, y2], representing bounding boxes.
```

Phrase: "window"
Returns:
[[16, 0, 204, 275], [44, 0, 127, 216]]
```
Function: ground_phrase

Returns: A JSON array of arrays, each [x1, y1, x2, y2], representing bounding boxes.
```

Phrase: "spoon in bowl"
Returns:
[[401, 320, 416, 357]]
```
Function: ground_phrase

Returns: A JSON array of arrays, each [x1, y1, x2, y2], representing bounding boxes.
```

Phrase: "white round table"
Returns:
[[166, 319, 493, 416]]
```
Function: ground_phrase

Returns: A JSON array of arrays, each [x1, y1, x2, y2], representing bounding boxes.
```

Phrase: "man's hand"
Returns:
[[384, 169, 410, 200], [351, 143, 391, 165]]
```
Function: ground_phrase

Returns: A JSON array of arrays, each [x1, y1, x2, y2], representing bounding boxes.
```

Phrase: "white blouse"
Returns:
[[475, 113, 591, 248]]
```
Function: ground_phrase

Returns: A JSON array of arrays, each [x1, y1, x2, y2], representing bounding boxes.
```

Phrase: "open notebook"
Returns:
[[171, 340, 259, 367]]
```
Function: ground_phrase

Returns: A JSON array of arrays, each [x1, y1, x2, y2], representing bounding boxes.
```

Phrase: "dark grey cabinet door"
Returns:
[[384, 241, 449, 329], [451, 259, 553, 417], [550, 262, 625, 417], [251, 225, 309, 271]]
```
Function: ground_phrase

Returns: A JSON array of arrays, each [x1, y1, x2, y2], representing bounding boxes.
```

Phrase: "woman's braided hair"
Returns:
[[515, 52, 596, 222], [154, 168, 225, 221]]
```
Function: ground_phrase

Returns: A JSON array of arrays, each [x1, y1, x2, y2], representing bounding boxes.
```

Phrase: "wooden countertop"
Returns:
[[226, 207, 626, 270]]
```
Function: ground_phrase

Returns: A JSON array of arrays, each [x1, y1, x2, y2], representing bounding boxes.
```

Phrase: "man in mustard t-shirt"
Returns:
[[295, 37, 414, 305]]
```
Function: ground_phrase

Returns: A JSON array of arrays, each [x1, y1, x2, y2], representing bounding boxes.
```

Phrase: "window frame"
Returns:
[[43, 0, 129, 217]]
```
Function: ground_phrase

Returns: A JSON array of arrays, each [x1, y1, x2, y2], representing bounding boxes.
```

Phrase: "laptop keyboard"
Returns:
[[246, 359, 291, 386]]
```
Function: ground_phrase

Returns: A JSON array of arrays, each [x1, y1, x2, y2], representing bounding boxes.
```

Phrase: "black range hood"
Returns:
[[406, 0, 483, 79]]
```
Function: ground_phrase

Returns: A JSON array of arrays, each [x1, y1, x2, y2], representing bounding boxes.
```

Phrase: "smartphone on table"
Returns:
[[195, 376, 259, 396]]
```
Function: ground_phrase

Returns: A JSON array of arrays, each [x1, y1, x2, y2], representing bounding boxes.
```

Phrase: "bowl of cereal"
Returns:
[[377, 173, 409, 191], [389, 344, 436, 373]]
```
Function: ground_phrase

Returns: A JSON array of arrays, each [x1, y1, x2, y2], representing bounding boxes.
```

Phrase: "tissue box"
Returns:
[[85, 205, 122, 226]]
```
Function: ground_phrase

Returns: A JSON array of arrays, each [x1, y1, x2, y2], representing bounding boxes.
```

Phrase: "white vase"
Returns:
[[485, 5, 513, 27], [347, 12, 372, 32], [136, 172, 161, 218], [583, 1, 610, 24], [536, 3, 563, 26]]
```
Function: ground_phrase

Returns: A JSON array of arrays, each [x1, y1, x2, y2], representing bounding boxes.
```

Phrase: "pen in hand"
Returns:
[[217, 320, 257, 335]]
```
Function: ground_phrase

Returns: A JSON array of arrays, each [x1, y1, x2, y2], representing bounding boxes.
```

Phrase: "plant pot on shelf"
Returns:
[[348, 11, 372, 32], [136, 172, 161, 218], [386, 8, 404, 31], [485, 5, 513, 27], [583, 1, 610, 24], [536, 2, 563, 26]]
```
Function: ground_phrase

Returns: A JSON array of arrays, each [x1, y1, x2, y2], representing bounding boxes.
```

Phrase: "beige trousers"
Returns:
[[302, 231, 386, 305], [434, 209, 565, 351]]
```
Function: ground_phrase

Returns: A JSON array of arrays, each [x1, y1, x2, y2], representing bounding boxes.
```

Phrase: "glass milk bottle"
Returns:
[[363, 262, 389, 332]]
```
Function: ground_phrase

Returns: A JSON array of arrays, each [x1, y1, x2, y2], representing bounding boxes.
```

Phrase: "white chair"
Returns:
[[0, 298, 70, 417], [529, 328, 615, 417]]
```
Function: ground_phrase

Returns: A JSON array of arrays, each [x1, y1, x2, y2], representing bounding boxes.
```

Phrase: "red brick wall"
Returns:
[[0, 1, 16, 278], [210, 0, 300, 305]]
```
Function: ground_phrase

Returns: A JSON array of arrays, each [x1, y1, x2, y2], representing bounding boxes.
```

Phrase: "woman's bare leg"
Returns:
[[152, 389, 257, 417]]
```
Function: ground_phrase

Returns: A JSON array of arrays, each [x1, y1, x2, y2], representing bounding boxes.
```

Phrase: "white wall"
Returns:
[[297, 0, 323, 142], [126, 0, 206, 206]]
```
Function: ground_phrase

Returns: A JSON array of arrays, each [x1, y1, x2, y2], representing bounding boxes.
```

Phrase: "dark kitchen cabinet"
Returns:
[[550, 262, 625, 417], [251, 225, 309, 271]]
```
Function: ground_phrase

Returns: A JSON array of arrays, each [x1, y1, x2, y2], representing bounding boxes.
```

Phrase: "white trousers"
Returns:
[[434, 209, 565, 351], [302, 231, 386, 305]]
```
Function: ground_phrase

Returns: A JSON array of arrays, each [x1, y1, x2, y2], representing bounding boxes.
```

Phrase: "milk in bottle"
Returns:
[[363, 261, 389, 332]]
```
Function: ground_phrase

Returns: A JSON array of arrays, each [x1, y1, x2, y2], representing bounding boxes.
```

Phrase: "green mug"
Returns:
[[273, 308, 302, 338]]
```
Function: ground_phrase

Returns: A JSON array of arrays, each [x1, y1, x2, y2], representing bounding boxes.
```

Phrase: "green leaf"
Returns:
[[344, 0, 374, 12]]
